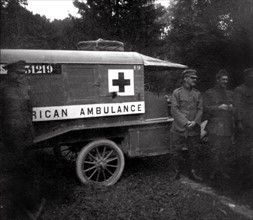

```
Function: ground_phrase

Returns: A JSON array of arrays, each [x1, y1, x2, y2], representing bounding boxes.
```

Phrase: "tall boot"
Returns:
[[170, 158, 181, 181]]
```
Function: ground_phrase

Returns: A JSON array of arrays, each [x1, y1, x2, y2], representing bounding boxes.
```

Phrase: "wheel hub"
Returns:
[[95, 158, 107, 169]]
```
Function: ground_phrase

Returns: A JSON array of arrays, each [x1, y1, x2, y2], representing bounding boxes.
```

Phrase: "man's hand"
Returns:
[[218, 104, 229, 110], [228, 104, 233, 111], [186, 121, 196, 129]]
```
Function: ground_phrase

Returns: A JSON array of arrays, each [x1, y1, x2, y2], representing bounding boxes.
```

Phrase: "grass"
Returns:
[[34, 151, 251, 220], [0, 146, 252, 220]]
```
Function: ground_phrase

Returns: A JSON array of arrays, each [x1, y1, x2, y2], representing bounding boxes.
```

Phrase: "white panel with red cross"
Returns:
[[108, 69, 134, 96]]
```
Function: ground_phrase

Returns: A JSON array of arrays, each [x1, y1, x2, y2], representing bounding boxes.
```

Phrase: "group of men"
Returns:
[[170, 68, 253, 182], [0, 60, 252, 218]]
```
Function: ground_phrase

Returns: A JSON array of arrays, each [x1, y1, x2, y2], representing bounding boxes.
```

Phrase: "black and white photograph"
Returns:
[[0, 0, 253, 219]]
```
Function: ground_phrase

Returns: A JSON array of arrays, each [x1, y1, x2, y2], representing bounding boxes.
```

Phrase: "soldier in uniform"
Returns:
[[203, 69, 234, 180], [0, 61, 43, 220], [170, 69, 203, 181], [234, 67, 253, 183], [1, 60, 34, 160]]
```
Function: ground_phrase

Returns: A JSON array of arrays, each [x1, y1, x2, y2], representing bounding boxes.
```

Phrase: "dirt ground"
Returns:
[[28, 151, 253, 220], [1, 145, 252, 220]]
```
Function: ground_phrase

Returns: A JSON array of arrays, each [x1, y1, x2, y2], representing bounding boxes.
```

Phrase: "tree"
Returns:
[[1, 0, 27, 8], [1, 0, 168, 54], [1, 0, 56, 49], [164, 0, 253, 90], [50, 17, 85, 50], [72, 0, 167, 55]]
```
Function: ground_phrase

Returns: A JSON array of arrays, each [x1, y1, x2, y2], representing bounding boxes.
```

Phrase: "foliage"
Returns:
[[1, 0, 54, 49], [164, 0, 253, 90], [49, 17, 84, 50], [1, 0, 27, 8], [1, 0, 252, 90], [72, 0, 167, 55], [1, 0, 167, 54]]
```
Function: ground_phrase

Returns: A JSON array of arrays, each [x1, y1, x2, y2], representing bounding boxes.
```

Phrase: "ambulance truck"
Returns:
[[0, 48, 186, 186]]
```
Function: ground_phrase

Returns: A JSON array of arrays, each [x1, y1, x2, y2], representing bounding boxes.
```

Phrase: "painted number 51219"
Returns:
[[26, 64, 53, 74]]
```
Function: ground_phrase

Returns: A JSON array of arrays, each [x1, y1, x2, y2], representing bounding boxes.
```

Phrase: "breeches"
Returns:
[[2, 122, 33, 153], [235, 133, 253, 172], [171, 133, 201, 170], [208, 134, 232, 172]]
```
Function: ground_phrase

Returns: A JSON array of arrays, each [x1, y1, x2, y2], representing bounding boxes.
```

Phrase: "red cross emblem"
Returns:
[[108, 69, 134, 96]]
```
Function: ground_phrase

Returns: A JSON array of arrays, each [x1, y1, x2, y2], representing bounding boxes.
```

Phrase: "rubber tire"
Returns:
[[76, 139, 125, 186]]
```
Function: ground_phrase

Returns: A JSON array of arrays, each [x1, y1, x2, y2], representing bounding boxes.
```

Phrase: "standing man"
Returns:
[[1, 60, 34, 159], [234, 67, 253, 183], [203, 69, 234, 180], [170, 69, 203, 181], [0, 61, 43, 220]]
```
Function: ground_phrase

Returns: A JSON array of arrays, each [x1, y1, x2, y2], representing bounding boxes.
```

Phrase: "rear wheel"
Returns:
[[76, 139, 125, 186], [53, 144, 79, 164]]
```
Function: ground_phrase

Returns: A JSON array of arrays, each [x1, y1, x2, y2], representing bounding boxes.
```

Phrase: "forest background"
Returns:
[[1, 0, 253, 91]]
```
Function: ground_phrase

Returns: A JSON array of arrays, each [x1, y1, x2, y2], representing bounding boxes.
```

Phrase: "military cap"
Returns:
[[181, 69, 197, 79], [216, 69, 229, 79], [243, 67, 253, 77], [3, 60, 27, 72]]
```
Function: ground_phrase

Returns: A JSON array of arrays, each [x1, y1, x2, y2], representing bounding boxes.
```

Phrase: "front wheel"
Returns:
[[76, 139, 125, 186]]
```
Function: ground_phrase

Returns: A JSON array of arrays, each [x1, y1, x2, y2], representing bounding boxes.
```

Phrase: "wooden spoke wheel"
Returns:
[[76, 139, 125, 186]]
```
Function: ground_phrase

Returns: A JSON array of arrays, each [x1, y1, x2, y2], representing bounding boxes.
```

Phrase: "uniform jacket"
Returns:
[[203, 85, 234, 136], [170, 86, 203, 136], [234, 84, 253, 129], [1, 74, 34, 148]]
